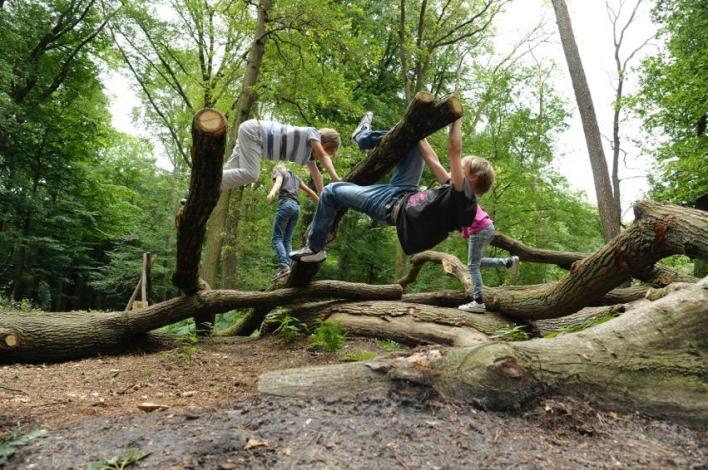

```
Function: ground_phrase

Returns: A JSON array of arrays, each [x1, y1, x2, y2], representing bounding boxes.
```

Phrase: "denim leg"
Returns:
[[354, 129, 387, 150], [307, 182, 400, 251], [282, 202, 300, 264], [467, 225, 497, 300], [272, 201, 298, 266], [389, 143, 425, 188]]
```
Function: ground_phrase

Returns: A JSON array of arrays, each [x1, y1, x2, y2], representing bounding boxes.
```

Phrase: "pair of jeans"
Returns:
[[467, 223, 510, 301], [306, 129, 425, 251], [272, 199, 300, 266]]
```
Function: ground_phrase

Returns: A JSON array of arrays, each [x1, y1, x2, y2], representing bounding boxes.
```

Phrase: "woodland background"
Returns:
[[0, 0, 705, 324]]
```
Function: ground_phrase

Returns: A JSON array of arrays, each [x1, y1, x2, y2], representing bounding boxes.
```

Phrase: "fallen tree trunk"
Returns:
[[491, 231, 696, 286], [258, 276, 708, 423], [398, 202, 707, 320], [286, 92, 464, 287], [399, 251, 651, 308], [0, 281, 401, 363], [263, 300, 515, 346]]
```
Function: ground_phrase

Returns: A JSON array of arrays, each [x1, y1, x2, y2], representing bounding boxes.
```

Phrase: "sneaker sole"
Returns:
[[457, 306, 485, 314], [299, 252, 326, 263]]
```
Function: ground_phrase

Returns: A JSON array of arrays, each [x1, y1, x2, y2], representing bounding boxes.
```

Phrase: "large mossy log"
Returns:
[[258, 276, 708, 423], [0, 281, 401, 363], [487, 201, 707, 319], [286, 92, 464, 288]]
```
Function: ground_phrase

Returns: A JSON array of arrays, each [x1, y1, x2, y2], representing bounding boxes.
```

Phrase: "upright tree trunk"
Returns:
[[551, 0, 620, 242], [202, 0, 272, 289]]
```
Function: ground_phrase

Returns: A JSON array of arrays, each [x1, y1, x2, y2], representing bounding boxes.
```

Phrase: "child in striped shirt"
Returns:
[[221, 119, 341, 193]]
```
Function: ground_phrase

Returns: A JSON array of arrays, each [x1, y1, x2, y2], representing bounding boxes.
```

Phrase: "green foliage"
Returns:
[[0, 294, 40, 313], [88, 449, 151, 470], [543, 312, 620, 338], [633, 0, 708, 205], [274, 312, 308, 343], [378, 340, 401, 352], [310, 321, 346, 353], [491, 325, 531, 342], [0, 426, 47, 466], [342, 349, 377, 362]]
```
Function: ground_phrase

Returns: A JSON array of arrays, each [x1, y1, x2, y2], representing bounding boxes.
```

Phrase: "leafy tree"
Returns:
[[634, 0, 708, 206]]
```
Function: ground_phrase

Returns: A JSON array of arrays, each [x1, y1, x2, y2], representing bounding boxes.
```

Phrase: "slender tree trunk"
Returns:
[[202, 0, 273, 288], [551, 0, 620, 242]]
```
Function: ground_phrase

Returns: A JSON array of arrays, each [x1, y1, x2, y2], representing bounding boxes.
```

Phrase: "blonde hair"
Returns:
[[461, 156, 495, 195], [319, 128, 341, 153]]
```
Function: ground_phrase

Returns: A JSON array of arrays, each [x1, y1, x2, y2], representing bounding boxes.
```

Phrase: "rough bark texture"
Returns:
[[172, 109, 227, 295], [202, 0, 272, 289], [492, 231, 696, 286], [485, 202, 707, 319], [265, 301, 514, 346], [401, 285, 648, 309], [285, 92, 464, 287], [258, 276, 708, 423], [0, 281, 401, 363]]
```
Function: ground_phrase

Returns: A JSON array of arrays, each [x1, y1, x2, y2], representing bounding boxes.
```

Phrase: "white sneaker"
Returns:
[[351, 111, 373, 144], [289, 246, 326, 263], [508, 256, 520, 279], [458, 302, 486, 313]]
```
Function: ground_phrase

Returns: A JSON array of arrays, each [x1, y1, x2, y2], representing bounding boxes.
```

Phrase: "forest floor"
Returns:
[[1, 335, 706, 469]]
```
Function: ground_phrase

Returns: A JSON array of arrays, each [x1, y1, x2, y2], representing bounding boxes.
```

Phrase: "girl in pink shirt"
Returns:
[[458, 159, 519, 314]]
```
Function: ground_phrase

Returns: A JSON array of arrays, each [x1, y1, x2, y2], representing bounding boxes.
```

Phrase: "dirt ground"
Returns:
[[1, 336, 706, 469]]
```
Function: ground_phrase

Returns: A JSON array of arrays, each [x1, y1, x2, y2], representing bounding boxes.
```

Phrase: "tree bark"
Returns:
[[485, 201, 707, 319], [286, 92, 464, 287], [396, 202, 707, 320], [258, 276, 708, 423], [490, 231, 696, 285], [202, 0, 273, 289], [265, 300, 515, 345], [172, 109, 227, 297], [0, 281, 402, 363], [551, 0, 620, 242]]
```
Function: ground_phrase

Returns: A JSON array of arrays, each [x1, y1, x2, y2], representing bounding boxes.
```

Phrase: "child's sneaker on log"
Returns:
[[289, 246, 326, 263], [458, 301, 486, 314], [272, 264, 291, 281]]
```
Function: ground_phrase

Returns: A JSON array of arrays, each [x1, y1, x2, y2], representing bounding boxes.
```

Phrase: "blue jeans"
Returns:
[[468, 223, 510, 300], [272, 199, 300, 266], [307, 130, 425, 251]]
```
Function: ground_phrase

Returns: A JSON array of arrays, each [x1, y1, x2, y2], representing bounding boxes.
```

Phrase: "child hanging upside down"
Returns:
[[290, 112, 494, 263]]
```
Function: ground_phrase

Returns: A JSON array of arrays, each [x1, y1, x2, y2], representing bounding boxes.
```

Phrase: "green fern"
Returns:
[[310, 321, 346, 352]]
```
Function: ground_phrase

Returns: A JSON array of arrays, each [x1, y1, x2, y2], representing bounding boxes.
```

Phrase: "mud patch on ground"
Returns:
[[8, 396, 707, 469]]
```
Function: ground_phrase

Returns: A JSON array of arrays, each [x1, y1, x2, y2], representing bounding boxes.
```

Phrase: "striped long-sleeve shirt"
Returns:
[[258, 120, 321, 165]]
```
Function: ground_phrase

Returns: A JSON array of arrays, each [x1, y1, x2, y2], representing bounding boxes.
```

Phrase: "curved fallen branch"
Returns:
[[0, 281, 402, 363], [399, 202, 706, 320], [258, 276, 708, 423], [491, 231, 696, 286]]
